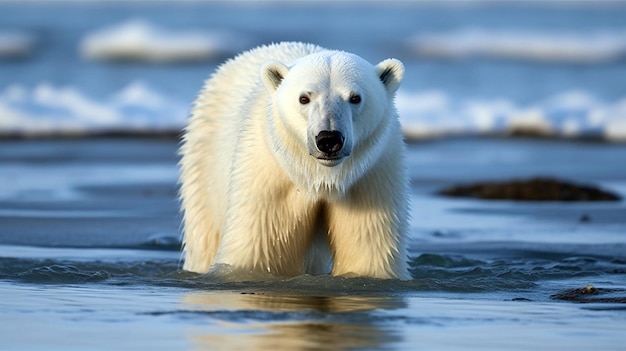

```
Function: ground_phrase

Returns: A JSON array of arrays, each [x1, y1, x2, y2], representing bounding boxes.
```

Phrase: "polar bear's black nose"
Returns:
[[315, 131, 344, 155]]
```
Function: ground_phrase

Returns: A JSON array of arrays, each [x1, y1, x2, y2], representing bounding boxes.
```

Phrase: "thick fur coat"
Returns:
[[179, 42, 410, 279]]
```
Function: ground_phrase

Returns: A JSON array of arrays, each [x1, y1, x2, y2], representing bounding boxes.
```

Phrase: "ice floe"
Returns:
[[407, 28, 626, 63], [0, 82, 188, 137], [80, 20, 245, 63], [397, 90, 626, 141]]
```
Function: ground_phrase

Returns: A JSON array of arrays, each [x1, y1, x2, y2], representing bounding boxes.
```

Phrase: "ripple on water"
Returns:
[[1, 247, 624, 304]]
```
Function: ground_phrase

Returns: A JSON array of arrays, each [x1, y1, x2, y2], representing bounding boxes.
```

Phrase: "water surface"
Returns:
[[1, 138, 625, 350]]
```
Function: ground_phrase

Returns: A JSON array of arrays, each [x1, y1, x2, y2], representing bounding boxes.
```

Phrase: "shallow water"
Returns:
[[1, 138, 625, 350]]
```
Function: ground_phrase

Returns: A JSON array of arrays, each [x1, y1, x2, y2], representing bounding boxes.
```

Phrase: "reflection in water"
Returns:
[[182, 292, 406, 350]]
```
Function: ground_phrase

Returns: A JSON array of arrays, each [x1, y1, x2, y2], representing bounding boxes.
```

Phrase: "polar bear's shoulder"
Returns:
[[215, 42, 325, 77], [201, 42, 327, 100], [236, 42, 325, 64]]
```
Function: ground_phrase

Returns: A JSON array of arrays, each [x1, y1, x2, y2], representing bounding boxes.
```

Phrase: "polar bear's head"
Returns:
[[260, 50, 403, 195]]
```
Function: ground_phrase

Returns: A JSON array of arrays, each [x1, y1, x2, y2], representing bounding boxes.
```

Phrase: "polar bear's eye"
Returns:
[[299, 95, 310, 105], [349, 94, 362, 104]]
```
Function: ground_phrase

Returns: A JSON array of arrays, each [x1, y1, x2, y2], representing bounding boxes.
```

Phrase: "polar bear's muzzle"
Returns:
[[310, 130, 350, 167]]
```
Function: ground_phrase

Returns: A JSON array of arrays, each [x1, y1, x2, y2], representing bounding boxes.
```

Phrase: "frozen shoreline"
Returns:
[[1, 83, 624, 142]]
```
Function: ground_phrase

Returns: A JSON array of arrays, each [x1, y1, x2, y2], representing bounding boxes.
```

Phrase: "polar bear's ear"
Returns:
[[261, 60, 289, 92], [376, 59, 404, 95]]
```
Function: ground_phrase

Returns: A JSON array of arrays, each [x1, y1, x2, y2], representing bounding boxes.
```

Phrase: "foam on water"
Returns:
[[407, 28, 626, 63], [80, 19, 247, 63]]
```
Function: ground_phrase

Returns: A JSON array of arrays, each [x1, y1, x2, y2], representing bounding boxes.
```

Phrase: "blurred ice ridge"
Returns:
[[0, 82, 188, 137], [80, 19, 246, 63], [396, 90, 626, 141], [0, 83, 625, 142], [407, 28, 626, 63]]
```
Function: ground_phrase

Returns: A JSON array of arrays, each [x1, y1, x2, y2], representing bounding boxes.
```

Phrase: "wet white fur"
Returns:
[[179, 42, 409, 279]]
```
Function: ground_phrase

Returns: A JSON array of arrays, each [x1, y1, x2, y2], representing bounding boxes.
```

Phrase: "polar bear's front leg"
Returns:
[[214, 184, 320, 276], [326, 163, 410, 280]]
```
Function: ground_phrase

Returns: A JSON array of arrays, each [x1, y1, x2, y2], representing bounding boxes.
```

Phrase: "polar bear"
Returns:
[[179, 42, 410, 280]]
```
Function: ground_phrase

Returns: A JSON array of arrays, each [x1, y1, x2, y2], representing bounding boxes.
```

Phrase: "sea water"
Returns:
[[1, 2, 626, 350], [1, 138, 625, 350]]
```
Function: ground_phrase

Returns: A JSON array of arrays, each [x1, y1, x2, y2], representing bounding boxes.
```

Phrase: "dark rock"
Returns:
[[438, 177, 621, 202], [551, 285, 626, 304]]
